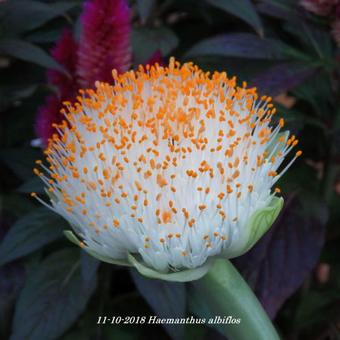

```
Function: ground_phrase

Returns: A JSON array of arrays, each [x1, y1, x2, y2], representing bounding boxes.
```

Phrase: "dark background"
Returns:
[[0, 0, 339, 339]]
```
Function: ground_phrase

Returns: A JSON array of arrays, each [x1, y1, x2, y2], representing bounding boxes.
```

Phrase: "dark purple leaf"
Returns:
[[233, 195, 328, 319], [185, 33, 285, 59], [257, 2, 297, 20], [0, 218, 25, 338], [81, 252, 100, 287], [0, 39, 66, 73], [131, 270, 186, 340], [251, 62, 317, 97], [136, 0, 156, 24], [208, 0, 263, 35], [0, 208, 66, 266], [0, 262, 25, 338], [11, 249, 96, 340]]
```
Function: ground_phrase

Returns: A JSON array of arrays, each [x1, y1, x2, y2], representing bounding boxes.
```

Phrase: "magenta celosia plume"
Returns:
[[35, 0, 132, 143], [300, 0, 339, 16], [145, 50, 163, 66], [77, 0, 132, 88]]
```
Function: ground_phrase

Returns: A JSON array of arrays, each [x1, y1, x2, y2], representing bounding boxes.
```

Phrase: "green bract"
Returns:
[[63, 196, 283, 282], [224, 196, 284, 259]]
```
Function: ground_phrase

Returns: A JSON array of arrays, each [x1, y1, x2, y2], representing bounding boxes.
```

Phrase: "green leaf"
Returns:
[[294, 290, 340, 330], [136, 0, 156, 24], [0, 208, 66, 266], [128, 253, 213, 282], [0, 261, 25, 340], [185, 34, 285, 60], [0, 84, 38, 111], [283, 21, 333, 63], [1, 193, 36, 217], [103, 327, 143, 340], [251, 62, 317, 97], [225, 197, 284, 258], [0, 39, 65, 72], [207, 0, 263, 35], [0, 0, 77, 34], [131, 270, 186, 339], [60, 310, 105, 340], [132, 27, 178, 65], [11, 249, 96, 340], [26, 29, 62, 44], [80, 252, 100, 287], [0, 148, 42, 180], [257, 0, 298, 20], [292, 69, 333, 116], [17, 177, 45, 194], [274, 105, 306, 131]]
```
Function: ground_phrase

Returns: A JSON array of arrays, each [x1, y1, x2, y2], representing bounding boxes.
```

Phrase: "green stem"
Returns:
[[189, 259, 280, 340]]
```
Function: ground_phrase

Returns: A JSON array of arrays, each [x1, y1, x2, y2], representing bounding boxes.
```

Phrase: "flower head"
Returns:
[[32, 60, 301, 280]]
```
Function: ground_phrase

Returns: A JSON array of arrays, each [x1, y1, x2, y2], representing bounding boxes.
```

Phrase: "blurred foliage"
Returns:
[[0, 0, 339, 339]]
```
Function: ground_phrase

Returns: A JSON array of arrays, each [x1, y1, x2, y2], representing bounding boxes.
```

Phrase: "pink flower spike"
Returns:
[[77, 0, 132, 89], [300, 0, 338, 16], [145, 50, 164, 67]]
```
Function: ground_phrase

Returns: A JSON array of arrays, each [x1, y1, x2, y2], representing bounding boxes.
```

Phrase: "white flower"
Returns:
[[32, 59, 301, 279]]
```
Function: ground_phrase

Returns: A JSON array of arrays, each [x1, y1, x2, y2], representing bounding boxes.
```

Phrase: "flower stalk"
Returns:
[[189, 259, 280, 340]]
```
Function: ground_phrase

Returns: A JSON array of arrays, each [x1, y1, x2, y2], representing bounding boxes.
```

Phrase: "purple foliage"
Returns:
[[233, 195, 327, 319], [251, 62, 317, 97], [0, 218, 25, 334]]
